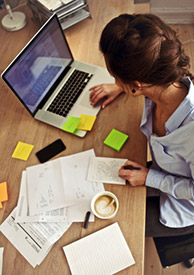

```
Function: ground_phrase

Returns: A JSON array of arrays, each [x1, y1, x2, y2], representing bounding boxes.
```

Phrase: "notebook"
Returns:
[[63, 222, 135, 274], [1, 14, 114, 137]]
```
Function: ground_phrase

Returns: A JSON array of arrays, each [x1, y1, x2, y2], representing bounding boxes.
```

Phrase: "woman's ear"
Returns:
[[133, 81, 143, 90], [130, 81, 144, 95]]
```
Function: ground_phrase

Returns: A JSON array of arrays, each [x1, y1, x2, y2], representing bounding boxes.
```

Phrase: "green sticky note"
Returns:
[[61, 116, 81, 133], [104, 129, 128, 151]]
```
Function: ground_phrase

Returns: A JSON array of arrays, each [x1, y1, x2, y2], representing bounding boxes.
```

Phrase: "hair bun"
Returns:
[[100, 13, 193, 85]]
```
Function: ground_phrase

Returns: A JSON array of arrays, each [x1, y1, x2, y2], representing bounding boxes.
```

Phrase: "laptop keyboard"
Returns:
[[47, 69, 93, 117]]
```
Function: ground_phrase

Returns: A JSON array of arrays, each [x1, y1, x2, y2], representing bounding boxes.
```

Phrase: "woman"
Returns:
[[89, 14, 194, 237]]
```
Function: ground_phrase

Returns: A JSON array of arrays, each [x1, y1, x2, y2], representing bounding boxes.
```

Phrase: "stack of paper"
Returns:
[[27, 0, 90, 30], [15, 149, 104, 223], [37, 0, 81, 12], [0, 209, 71, 268], [0, 150, 104, 267]]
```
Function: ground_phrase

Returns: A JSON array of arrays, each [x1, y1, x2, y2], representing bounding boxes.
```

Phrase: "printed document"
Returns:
[[15, 171, 103, 223], [27, 158, 65, 215], [27, 149, 103, 216], [63, 222, 135, 275], [0, 208, 72, 268], [87, 156, 127, 185]]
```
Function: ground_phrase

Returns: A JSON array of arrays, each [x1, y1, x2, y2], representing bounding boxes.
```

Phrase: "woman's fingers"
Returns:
[[118, 160, 148, 186]]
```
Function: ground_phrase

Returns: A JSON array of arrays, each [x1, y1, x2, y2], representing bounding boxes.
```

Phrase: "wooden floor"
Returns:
[[144, 238, 194, 275]]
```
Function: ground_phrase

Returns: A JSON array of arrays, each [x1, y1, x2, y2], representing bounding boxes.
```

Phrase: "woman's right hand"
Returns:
[[89, 83, 123, 109]]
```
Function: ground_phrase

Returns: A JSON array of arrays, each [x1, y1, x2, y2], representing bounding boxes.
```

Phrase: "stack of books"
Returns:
[[27, 0, 91, 29]]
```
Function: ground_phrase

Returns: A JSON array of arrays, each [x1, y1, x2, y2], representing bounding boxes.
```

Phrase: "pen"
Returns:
[[83, 211, 91, 229], [124, 165, 141, 170]]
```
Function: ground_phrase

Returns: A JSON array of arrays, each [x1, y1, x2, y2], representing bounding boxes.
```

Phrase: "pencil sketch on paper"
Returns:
[[87, 157, 127, 185]]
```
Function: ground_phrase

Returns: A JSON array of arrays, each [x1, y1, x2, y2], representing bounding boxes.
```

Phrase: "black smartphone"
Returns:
[[36, 139, 66, 163]]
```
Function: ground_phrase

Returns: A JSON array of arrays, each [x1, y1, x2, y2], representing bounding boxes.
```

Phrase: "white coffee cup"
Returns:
[[91, 191, 119, 219]]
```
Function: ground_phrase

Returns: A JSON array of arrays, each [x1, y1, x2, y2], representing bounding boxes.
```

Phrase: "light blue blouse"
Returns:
[[140, 77, 194, 228]]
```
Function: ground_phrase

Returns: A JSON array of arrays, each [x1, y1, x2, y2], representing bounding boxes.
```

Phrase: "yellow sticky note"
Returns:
[[0, 182, 8, 208], [12, 141, 34, 161], [77, 114, 96, 131]]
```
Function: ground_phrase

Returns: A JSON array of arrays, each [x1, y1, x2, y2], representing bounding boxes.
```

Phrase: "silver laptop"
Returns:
[[1, 14, 114, 137]]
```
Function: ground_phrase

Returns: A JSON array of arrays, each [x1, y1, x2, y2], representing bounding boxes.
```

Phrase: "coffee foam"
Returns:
[[94, 195, 116, 217]]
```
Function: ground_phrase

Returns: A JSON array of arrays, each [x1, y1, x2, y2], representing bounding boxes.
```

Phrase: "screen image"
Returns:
[[3, 16, 73, 114]]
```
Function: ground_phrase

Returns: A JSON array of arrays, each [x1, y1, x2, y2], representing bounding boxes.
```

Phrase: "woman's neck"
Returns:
[[145, 82, 188, 136], [144, 82, 188, 114]]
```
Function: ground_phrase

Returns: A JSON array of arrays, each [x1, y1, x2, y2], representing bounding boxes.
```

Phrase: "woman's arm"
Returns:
[[119, 159, 194, 201], [146, 165, 194, 201]]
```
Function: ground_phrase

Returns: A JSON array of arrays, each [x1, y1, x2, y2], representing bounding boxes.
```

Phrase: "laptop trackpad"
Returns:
[[79, 93, 92, 108], [79, 93, 105, 109]]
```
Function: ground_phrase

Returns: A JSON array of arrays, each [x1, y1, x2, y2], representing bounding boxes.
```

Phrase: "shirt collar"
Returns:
[[140, 96, 154, 128], [140, 77, 194, 134], [165, 77, 194, 133]]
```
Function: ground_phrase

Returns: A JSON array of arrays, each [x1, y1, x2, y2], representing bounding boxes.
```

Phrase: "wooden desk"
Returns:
[[0, 1, 149, 274]]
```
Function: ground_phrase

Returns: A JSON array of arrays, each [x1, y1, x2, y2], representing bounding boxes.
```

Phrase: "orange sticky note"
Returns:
[[0, 182, 8, 208]]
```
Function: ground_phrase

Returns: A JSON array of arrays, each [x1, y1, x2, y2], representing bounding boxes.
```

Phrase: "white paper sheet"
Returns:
[[0, 248, 4, 275], [16, 151, 104, 222], [63, 222, 135, 275], [27, 149, 103, 216], [87, 157, 128, 185], [59, 150, 103, 204], [16, 170, 62, 222], [57, 0, 85, 17], [38, 0, 77, 11], [0, 208, 72, 268], [27, 158, 66, 215], [15, 171, 97, 223], [37, 0, 63, 10]]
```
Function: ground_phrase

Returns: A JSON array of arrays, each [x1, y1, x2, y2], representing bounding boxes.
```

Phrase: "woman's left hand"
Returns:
[[118, 160, 148, 186]]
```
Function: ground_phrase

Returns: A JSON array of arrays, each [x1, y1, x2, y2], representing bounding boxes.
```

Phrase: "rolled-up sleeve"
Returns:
[[146, 168, 194, 201]]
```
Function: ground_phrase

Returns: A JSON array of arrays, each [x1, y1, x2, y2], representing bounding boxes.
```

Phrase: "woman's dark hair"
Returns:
[[100, 14, 193, 86]]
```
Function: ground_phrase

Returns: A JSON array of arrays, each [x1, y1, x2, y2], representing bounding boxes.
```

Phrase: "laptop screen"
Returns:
[[2, 15, 73, 115]]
